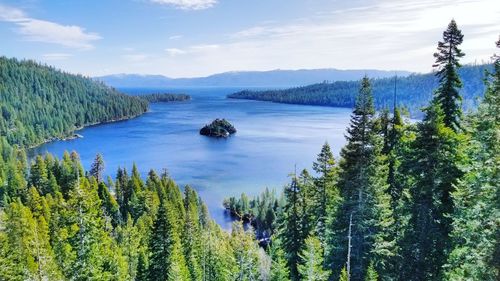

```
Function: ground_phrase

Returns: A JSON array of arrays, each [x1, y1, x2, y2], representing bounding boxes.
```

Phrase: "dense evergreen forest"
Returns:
[[0, 21, 498, 281], [138, 93, 191, 103], [228, 63, 492, 117], [0, 57, 149, 148]]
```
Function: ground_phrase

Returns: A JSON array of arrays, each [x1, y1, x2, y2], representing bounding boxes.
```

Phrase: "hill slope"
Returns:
[[97, 68, 411, 88], [228, 64, 492, 117], [0, 57, 149, 147]]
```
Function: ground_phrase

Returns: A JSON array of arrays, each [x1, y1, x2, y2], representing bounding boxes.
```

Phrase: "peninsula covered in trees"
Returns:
[[0, 20, 498, 281], [138, 93, 191, 103], [228, 63, 491, 117]]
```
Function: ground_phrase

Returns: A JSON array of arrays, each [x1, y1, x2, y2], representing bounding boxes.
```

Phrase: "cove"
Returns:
[[31, 87, 352, 229]]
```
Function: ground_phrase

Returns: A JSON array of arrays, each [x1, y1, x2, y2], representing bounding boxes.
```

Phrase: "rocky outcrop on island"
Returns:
[[200, 119, 236, 138]]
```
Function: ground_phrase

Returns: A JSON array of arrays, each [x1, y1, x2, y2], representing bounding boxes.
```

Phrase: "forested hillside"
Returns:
[[0, 57, 149, 147], [228, 63, 491, 117]]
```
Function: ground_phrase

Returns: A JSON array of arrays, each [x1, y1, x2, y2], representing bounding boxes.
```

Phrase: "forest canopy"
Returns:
[[0, 56, 149, 147]]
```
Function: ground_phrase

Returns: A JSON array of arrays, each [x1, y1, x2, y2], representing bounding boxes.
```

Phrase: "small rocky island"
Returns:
[[200, 119, 237, 138]]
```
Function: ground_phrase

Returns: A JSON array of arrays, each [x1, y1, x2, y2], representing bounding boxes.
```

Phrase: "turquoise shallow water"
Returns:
[[32, 87, 351, 229]]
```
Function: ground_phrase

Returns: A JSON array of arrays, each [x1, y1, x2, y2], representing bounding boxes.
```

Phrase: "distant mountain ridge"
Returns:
[[96, 68, 412, 88]]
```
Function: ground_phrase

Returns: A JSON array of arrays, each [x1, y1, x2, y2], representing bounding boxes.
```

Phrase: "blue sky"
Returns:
[[0, 0, 498, 77]]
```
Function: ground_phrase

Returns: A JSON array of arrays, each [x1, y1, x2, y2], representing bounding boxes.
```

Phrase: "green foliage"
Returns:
[[311, 142, 339, 243], [89, 153, 105, 183], [0, 21, 498, 281], [327, 77, 395, 280], [138, 93, 191, 103], [365, 262, 379, 281], [0, 56, 148, 147], [432, 19, 465, 131], [200, 118, 237, 137], [298, 236, 330, 281], [230, 222, 263, 281], [399, 103, 465, 280], [269, 240, 291, 281], [444, 37, 500, 281], [223, 188, 281, 238], [338, 267, 349, 281]]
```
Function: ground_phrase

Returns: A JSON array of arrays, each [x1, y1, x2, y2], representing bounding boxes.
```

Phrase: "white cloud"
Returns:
[[190, 44, 219, 51], [42, 53, 73, 60], [169, 35, 183, 40], [150, 0, 217, 10], [0, 4, 100, 50], [163, 0, 498, 75], [165, 48, 187, 56], [165, 44, 219, 57]]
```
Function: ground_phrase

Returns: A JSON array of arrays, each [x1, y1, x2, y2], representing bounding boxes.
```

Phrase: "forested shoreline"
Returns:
[[0, 21, 498, 281], [0, 57, 149, 148], [228, 63, 492, 117], [137, 93, 191, 103]]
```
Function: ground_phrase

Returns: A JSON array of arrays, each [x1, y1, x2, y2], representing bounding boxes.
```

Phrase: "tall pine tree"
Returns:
[[432, 19, 465, 131], [327, 77, 394, 280]]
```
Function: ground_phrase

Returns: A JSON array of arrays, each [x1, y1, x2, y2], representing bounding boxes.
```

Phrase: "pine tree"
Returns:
[[148, 200, 190, 281], [327, 77, 394, 280], [280, 173, 308, 281], [432, 19, 465, 131], [89, 153, 105, 183], [298, 236, 330, 281], [445, 38, 500, 281], [148, 202, 172, 280], [365, 262, 379, 281], [399, 103, 464, 280], [311, 142, 338, 243], [201, 221, 237, 281], [136, 251, 149, 281], [269, 239, 291, 281], [118, 214, 140, 279], [338, 266, 349, 281], [183, 185, 203, 281], [30, 155, 48, 195], [0, 201, 63, 280], [231, 222, 261, 281]]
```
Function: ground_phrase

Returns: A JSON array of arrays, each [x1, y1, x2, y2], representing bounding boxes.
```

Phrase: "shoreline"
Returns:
[[28, 111, 148, 150]]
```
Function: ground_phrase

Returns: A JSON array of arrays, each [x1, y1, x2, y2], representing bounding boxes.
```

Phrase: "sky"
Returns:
[[0, 0, 498, 78]]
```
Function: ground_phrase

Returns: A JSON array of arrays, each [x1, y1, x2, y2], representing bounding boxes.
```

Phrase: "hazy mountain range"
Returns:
[[96, 68, 412, 88]]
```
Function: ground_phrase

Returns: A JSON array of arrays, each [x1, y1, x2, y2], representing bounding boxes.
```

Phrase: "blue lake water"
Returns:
[[32, 87, 352, 229]]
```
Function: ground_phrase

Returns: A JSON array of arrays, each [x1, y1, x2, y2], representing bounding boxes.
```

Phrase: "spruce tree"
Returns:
[[231, 222, 261, 281], [327, 77, 395, 280], [280, 172, 310, 281], [432, 19, 465, 131], [183, 185, 203, 281], [148, 199, 190, 281], [89, 153, 105, 183], [399, 103, 464, 280], [365, 262, 379, 281], [311, 142, 338, 243], [0, 201, 63, 280], [298, 236, 330, 281], [269, 239, 291, 281], [338, 267, 349, 281], [148, 202, 172, 280]]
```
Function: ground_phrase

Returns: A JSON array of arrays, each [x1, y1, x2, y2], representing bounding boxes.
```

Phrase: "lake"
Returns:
[[32, 87, 352, 229]]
